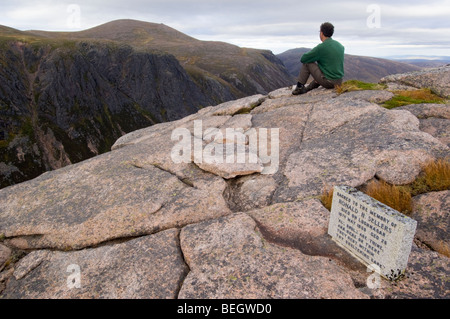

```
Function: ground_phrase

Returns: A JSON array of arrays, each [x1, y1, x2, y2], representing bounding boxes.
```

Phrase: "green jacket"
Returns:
[[301, 38, 345, 80]]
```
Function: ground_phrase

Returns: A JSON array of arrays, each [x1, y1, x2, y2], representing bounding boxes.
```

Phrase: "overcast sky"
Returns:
[[2, 0, 450, 58]]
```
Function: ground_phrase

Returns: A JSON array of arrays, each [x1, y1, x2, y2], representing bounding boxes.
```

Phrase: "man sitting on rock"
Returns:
[[292, 22, 345, 95]]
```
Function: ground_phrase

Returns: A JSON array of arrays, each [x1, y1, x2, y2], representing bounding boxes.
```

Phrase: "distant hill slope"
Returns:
[[29, 19, 295, 99], [390, 59, 450, 68], [277, 48, 421, 83]]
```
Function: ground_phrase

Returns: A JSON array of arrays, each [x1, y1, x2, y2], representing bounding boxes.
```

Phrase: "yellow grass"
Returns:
[[320, 158, 449, 214], [382, 88, 446, 109], [320, 182, 412, 214], [420, 158, 450, 192], [434, 241, 450, 258], [364, 180, 413, 215], [320, 186, 334, 211], [392, 89, 444, 101]]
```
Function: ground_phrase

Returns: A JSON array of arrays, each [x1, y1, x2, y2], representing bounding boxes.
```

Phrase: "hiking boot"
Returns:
[[292, 83, 307, 95]]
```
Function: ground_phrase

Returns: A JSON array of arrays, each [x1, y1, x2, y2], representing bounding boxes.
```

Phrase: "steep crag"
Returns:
[[1, 21, 293, 189]]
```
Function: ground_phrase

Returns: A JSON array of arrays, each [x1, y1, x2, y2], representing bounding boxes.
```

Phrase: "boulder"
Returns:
[[398, 104, 450, 148], [195, 143, 264, 179], [411, 191, 450, 257], [418, 118, 450, 148], [380, 65, 450, 98], [267, 86, 294, 99], [0, 244, 11, 271], [209, 94, 267, 116], [397, 103, 450, 120], [0, 141, 231, 250], [252, 88, 335, 115]]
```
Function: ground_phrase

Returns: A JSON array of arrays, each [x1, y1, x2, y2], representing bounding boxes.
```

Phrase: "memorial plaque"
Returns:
[[328, 186, 417, 280]]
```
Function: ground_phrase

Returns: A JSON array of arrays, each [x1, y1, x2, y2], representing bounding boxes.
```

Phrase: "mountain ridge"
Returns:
[[27, 19, 200, 44], [25, 19, 294, 98]]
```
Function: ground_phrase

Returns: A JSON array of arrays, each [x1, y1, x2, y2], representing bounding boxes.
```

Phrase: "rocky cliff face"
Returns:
[[0, 67, 448, 299], [0, 39, 229, 188], [33, 19, 295, 99], [0, 21, 295, 189]]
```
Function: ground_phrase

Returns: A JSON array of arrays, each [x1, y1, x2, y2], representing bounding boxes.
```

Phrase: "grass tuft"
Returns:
[[320, 158, 449, 214], [335, 80, 387, 94], [335, 80, 446, 109], [382, 88, 445, 109], [406, 158, 450, 196], [434, 241, 450, 258], [320, 186, 334, 211], [364, 180, 413, 215]]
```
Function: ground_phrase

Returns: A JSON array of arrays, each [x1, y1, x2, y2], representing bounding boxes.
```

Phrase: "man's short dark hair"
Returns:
[[320, 22, 334, 37]]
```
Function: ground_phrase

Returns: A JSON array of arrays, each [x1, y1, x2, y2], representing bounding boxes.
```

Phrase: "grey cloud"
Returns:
[[2, 0, 449, 57]]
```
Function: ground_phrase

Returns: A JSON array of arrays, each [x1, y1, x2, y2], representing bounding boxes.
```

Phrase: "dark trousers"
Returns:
[[297, 63, 342, 88]]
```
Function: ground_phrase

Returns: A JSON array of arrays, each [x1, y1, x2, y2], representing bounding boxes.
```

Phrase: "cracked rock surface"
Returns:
[[0, 68, 449, 298], [179, 213, 367, 299], [2, 229, 188, 299]]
